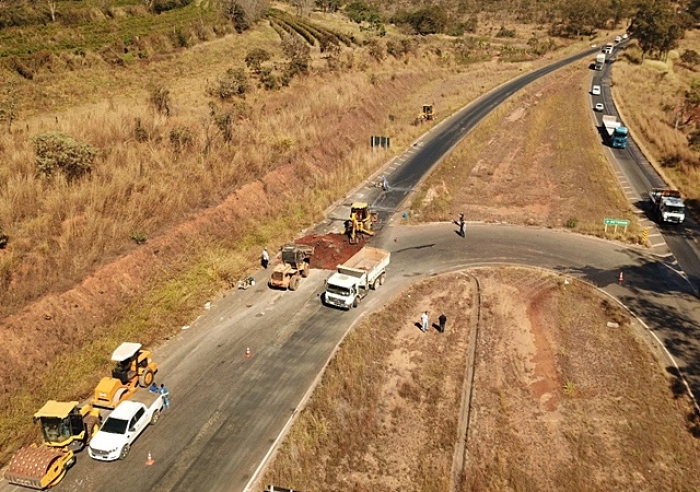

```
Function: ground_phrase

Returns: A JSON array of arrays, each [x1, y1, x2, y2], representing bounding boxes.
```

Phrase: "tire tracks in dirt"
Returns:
[[450, 272, 481, 491]]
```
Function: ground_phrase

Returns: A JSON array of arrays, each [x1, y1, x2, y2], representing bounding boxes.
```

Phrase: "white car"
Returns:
[[594, 103, 604, 112], [623, 33, 629, 39], [88, 392, 163, 461], [592, 85, 601, 96], [614, 35, 622, 43]]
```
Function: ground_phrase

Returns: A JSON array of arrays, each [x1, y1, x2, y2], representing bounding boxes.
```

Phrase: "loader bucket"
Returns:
[[4, 445, 73, 490]]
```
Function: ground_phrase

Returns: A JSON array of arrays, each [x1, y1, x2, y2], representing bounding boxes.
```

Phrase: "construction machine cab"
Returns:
[[33, 401, 101, 451], [422, 104, 434, 121], [345, 202, 378, 244]]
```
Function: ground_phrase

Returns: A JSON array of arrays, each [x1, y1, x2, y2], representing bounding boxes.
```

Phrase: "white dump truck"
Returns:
[[323, 247, 390, 309], [88, 389, 163, 461], [649, 188, 686, 224], [594, 53, 605, 70]]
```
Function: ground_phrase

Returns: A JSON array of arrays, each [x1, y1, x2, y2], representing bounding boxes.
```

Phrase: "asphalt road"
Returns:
[[4, 43, 700, 492], [593, 45, 700, 289]]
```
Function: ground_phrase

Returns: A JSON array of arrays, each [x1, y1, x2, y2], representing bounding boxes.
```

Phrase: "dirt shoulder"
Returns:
[[260, 268, 700, 492]]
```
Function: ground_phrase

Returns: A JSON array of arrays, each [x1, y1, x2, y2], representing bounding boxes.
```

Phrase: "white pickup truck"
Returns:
[[88, 389, 163, 461], [323, 247, 390, 309]]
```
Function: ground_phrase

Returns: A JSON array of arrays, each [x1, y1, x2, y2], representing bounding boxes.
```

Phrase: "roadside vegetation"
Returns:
[[0, 0, 697, 467], [614, 27, 700, 210]]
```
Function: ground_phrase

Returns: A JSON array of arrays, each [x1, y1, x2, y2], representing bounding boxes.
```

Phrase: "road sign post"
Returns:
[[604, 218, 630, 233]]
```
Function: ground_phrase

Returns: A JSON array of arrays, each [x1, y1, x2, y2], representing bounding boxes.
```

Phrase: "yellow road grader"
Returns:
[[3, 401, 101, 490], [92, 342, 158, 409], [345, 202, 378, 244]]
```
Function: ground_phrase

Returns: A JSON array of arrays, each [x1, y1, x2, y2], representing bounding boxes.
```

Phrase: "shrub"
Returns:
[[33, 132, 96, 182], [346, 1, 382, 24], [281, 35, 311, 77], [681, 49, 700, 67], [565, 217, 578, 228], [366, 38, 385, 61], [496, 25, 516, 38], [209, 68, 249, 99], [149, 85, 172, 116], [209, 104, 234, 142], [259, 68, 281, 90], [130, 231, 147, 245], [245, 48, 271, 73], [134, 118, 149, 142], [172, 28, 190, 48], [152, 0, 192, 13], [169, 126, 194, 154]]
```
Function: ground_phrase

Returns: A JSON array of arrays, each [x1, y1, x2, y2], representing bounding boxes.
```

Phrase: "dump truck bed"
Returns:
[[337, 247, 390, 277]]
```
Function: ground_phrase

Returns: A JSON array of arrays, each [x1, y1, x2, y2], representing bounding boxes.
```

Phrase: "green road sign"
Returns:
[[604, 218, 630, 226]]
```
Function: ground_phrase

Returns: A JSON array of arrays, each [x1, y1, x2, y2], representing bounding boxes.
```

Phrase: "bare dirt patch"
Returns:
[[260, 268, 700, 492], [294, 233, 363, 270]]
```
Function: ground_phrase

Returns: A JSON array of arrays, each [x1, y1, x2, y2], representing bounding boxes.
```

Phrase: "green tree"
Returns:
[[244, 48, 271, 73], [208, 68, 249, 99], [628, 0, 685, 60], [33, 132, 96, 182], [315, 0, 341, 12]]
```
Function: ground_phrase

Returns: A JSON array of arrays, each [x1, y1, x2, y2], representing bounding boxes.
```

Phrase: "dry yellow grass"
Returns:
[[260, 269, 700, 491], [613, 31, 700, 203], [413, 62, 636, 241]]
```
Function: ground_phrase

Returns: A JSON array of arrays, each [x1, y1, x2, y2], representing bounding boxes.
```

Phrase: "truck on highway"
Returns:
[[602, 115, 629, 148], [649, 188, 686, 224], [604, 42, 614, 54], [323, 247, 390, 309], [594, 53, 605, 70], [88, 389, 163, 461]]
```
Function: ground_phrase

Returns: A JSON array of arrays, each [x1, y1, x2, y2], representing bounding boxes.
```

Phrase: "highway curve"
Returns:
[[3, 44, 700, 492]]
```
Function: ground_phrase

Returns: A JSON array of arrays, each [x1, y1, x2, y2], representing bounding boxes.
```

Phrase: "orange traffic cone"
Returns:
[[618, 271, 623, 284], [145, 452, 155, 466], [245, 347, 251, 358]]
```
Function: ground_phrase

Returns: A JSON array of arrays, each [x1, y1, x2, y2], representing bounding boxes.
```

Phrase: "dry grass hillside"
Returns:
[[613, 28, 700, 209], [0, 5, 607, 462]]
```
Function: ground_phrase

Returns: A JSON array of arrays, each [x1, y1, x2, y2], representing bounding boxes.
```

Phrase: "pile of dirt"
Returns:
[[294, 233, 363, 270]]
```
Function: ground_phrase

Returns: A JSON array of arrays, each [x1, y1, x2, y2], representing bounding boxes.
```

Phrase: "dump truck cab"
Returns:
[[92, 342, 158, 409]]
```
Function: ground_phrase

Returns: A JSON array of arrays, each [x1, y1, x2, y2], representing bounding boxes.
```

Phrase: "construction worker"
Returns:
[[381, 175, 389, 191], [160, 384, 170, 410], [261, 248, 269, 269], [149, 382, 159, 393]]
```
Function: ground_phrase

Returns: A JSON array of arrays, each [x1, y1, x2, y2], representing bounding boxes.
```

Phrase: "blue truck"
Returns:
[[602, 115, 629, 149]]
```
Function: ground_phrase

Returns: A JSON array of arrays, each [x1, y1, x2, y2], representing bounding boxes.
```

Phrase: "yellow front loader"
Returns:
[[3, 401, 101, 490]]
